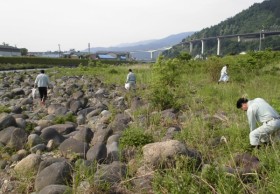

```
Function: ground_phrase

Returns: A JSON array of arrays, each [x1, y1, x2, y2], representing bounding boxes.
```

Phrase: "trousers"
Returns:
[[250, 119, 280, 145]]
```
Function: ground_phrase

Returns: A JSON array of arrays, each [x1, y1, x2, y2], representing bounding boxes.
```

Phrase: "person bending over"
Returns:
[[236, 97, 280, 149]]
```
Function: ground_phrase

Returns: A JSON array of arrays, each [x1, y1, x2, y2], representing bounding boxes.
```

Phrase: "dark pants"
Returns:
[[38, 87, 47, 101]]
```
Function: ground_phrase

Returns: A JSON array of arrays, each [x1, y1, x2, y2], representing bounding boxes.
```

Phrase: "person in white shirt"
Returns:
[[236, 97, 280, 148], [218, 64, 229, 84], [34, 70, 49, 105], [125, 69, 136, 90]]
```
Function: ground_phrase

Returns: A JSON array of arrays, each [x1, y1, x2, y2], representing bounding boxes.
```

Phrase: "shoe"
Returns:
[[262, 142, 271, 147]]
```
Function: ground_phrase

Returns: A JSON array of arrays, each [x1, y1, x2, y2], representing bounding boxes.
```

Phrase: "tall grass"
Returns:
[[37, 51, 280, 193]]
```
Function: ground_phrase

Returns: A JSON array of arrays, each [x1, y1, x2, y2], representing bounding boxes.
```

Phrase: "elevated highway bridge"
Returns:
[[130, 31, 280, 61], [176, 31, 280, 56]]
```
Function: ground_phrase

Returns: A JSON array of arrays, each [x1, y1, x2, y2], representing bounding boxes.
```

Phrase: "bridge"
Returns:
[[130, 47, 172, 60], [176, 30, 280, 56]]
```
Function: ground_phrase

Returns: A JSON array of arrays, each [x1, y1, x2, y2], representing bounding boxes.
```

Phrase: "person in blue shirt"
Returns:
[[237, 97, 280, 149], [34, 70, 50, 106]]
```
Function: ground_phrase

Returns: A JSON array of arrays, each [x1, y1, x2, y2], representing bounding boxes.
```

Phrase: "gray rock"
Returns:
[[15, 117, 27, 129], [76, 114, 86, 125], [58, 138, 89, 158], [40, 128, 65, 145], [38, 184, 72, 194], [77, 107, 95, 116], [47, 104, 68, 116], [0, 113, 17, 130], [35, 161, 72, 191], [28, 134, 44, 147], [106, 141, 119, 163], [94, 161, 126, 185], [86, 143, 107, 163], [30, 144, 47, 153], [42, 124, 76, 135], [14, 154, 41, 174], [142, 140, 202, 169], [0, 126, 28, 150], [72, 127, 94, 143], [90, 127, 112, 145], [11, 88, 25, 96]]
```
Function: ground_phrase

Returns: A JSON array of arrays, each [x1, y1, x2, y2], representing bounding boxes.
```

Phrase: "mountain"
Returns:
[[164, 0, 280, 58], [84, 32, 195, 60]]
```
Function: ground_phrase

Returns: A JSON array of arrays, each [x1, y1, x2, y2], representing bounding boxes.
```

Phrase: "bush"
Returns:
[[0, 105, 11, 113], [150, 56, 185, 110], [205, 56, 223, 82], [54, 113, 76, 124], [119, 127, 153, 149]]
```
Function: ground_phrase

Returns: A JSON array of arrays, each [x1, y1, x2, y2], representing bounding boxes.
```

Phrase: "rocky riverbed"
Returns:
[[0, 70, 261, 194]]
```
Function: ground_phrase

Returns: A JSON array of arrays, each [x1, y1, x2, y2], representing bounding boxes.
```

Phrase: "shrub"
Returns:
[[150, 56, 185, 110], [0, 105, 11, 113], [25, 122, 36, 133], [54, 113, 76, 124], [205, 56, 223, 82], [108, 68, 118, 74], [119, 127, 153, 149]]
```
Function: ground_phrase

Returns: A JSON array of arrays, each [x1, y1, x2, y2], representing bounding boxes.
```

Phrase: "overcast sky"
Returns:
[[1, 0, 264, 52]]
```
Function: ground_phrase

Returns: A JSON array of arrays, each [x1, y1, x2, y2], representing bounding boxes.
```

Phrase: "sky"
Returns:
[[1, 0, 264, 52]]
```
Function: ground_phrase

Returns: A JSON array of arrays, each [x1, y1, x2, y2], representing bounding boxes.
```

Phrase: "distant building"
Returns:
[[90, 51, 131, 60], [28, 52, 60, 58], [62, 50, 88, 59], [0, 45, 21, 57]]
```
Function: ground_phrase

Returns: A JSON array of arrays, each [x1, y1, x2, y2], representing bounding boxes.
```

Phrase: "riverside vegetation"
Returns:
[[0, 50, 280, 193]]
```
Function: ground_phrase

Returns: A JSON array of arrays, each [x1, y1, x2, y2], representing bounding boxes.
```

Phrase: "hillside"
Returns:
[[87, 32, 194, 52], [164, 0, 280, 57], [85, 32, 194, 60]]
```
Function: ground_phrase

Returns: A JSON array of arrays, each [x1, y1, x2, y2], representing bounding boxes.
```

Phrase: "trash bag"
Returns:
[[31, 88, 36, 99], [125, 83, 130, 90]]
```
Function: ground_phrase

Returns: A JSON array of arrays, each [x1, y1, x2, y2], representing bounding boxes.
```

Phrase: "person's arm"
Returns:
[[126, 74, 129, 83], [247, 106, 257, 131]]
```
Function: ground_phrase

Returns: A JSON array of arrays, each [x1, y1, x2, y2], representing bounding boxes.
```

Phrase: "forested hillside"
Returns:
[[164, 0, 280, 57]]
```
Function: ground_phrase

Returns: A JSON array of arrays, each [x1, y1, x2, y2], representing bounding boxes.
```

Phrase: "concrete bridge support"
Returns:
[[150, 51, 154, 59], [217, 38, 221, 56], [190, 42, 193, 54], [201, 40, 204, 55]]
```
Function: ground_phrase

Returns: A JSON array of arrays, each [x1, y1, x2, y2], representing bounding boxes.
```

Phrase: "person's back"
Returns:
[[126, 69, 136, 90], [34, 70, 49, 106], [248, 98, 280, 123], [35, 73, 49, 87], [127, 72, 136, 82]]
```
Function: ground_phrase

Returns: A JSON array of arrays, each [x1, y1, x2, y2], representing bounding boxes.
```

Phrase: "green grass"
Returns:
[[3, 51, 280, 193], [50, 52, 280, 193]]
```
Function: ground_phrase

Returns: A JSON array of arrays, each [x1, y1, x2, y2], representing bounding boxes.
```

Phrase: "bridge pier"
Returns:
[[201, 40, 204, 55], [150, 51, 154, 59], [217, 38, 220, 56], [190, 42, 193, 53]]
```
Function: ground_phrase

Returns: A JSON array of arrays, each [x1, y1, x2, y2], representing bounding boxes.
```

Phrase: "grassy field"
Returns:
[[3, 51, 280, 193], [47, 51, 280, 193]]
